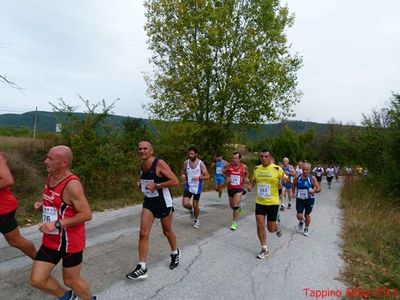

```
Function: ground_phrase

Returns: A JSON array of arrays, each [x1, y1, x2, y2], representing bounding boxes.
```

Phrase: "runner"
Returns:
[[31, 145, 95, 300], [181, 146, 210, 229], [0, 152, 36, 259], [126, 140, 180, 280], [334, 165, 340, 182], [281, 158, 296, 210], [326, 164, 335, 189], [249, 149, 287, 259], [292, 160, 304, 197], [222, 152, 250, 231], [211, 154, 227, 202], [293, 162, 321, 237], [313, 163, 324, 185]]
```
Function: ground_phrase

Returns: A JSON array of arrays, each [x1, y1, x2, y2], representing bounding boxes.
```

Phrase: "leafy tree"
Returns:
[[144, 0, 302, 152], [50, 96, 140, 201]]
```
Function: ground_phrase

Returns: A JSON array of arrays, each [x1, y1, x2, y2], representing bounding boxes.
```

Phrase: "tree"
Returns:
[[144, 0, 302, 150]]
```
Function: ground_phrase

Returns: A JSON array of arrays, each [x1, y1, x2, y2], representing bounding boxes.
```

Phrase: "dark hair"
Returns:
[[188, 146, 198, 154], [260, 149, 272, 155], [233, 151, 241, 158]]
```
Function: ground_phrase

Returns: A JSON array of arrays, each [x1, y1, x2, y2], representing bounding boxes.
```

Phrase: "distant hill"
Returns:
[[0, 111, 338, 140]]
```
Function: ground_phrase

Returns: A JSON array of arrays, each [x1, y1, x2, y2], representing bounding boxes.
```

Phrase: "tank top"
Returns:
[[283, 165, 293, 182], [140, 157, 173, 208], [185, 159, 203, 194], [295, 166, 302, 177], [214, 160, 225, 178], [315, 167, 323, 177], [296, 175, 315, 200], [227, 163, 245, 190], [0, 187, 18, 215], [42, 174, 86, 253]]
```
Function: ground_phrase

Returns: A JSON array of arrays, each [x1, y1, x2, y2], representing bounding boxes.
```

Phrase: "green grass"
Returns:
[[340, 177, 400, 294]]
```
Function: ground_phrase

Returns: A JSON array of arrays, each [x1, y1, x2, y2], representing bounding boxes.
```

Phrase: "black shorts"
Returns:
[[183, 190, 201, 201], [227, 188, 243, 198], [35, 244, 83, 268], [296, 198, 315, 215], [255, 204, 279, 222], [327, 176, 334, 183], [143, 201, 174, 219], [316, 176, 322, 182], [0, 210, 18, 235]]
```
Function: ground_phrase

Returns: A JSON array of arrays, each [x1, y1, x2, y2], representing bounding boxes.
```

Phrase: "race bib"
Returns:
[[230, 175, 241, 186], [297, 189, 309, 199], [257, 184, 271, 198], [216, 167, 223, 175], [141, 179, 159, 198], [42, 206, 58, 235]]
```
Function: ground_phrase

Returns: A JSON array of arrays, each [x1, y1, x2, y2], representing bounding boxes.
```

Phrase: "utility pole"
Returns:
[[33, 106, 38, 139]]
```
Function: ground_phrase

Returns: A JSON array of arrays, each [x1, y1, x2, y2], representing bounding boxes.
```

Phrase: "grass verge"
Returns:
[[340, 176, 400, 295]]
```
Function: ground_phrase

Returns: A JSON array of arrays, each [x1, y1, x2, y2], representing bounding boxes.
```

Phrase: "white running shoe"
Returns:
[[296, 222, 304, 233], [193, 219, 200, 229], [303, 228, 309, 237], [256, 248, 270, 259]]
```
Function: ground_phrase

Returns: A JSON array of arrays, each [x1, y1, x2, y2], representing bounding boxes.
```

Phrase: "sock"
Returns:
[[171, 249, 178, 255], [262, 245, 268, 251], [139, 262, 146, 269], [299, 220, 304, 224]]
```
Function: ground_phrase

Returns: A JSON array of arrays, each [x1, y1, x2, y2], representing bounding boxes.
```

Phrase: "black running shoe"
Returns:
[[126, 264, 148, 280], [170, 249, 180, 269]]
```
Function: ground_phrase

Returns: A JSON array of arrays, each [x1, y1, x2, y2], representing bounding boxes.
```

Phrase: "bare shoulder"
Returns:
[[64, 179, 85, 197], [157, 158, 171, 170]]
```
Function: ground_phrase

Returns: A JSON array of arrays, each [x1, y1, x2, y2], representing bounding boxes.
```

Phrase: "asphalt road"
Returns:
[[0, 178, 346, 299]]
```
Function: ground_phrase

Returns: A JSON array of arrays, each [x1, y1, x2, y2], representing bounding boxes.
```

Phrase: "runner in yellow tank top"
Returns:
[[249, 149, 288, 259]]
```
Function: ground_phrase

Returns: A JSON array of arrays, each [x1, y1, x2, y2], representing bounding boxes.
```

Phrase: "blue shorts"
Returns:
[[282, 183, 292, 189], [296, 198, 315, 215], [214, 176, 225, 186]]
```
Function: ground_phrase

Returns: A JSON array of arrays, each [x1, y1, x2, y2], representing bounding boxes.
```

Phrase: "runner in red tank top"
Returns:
[[31, 145, 95, 300], [223, 152, 250, 231], [0, 152, 36, 259]]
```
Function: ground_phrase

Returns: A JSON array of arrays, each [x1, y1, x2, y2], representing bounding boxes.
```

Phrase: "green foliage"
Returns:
[[341, 178, 400, 289], [0, 126, 32, 137], [50, 96, 147, 202], [359, 93, 400, 192], [144, 0, 302, 152]]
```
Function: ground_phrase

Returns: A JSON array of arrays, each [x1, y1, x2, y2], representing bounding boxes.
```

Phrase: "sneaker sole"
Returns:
[[256, 252, 270, 259], [170, 250, 181, 270], [126, 273, 148, 280]]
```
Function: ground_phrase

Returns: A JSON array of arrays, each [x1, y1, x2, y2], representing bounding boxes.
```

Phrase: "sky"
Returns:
[[0, 0, 399, 125]]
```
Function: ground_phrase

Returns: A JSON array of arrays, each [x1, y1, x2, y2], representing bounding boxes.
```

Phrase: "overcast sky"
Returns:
[[1, 0, 399, 124]]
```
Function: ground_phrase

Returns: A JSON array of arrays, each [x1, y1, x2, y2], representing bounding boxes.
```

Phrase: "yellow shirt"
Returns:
[[252, 163, 284, 206]]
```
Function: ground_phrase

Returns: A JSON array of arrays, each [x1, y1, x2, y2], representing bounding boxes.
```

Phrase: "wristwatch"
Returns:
[[156, 183, 161, 189], [54, 220, 62, 230]]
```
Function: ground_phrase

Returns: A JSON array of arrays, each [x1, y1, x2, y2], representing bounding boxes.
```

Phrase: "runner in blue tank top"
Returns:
[[211, 154, 228, 202], [293, 162, 321, 236]]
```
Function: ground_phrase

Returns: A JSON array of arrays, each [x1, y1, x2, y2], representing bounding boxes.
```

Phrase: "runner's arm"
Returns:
[[310, 176, 321, 194], [200, 161, 210, 180], [0, 153, 14, 189], [156, 159, 179, 190], [40, 180, 92, 233], [181, 161, 187, 183]]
